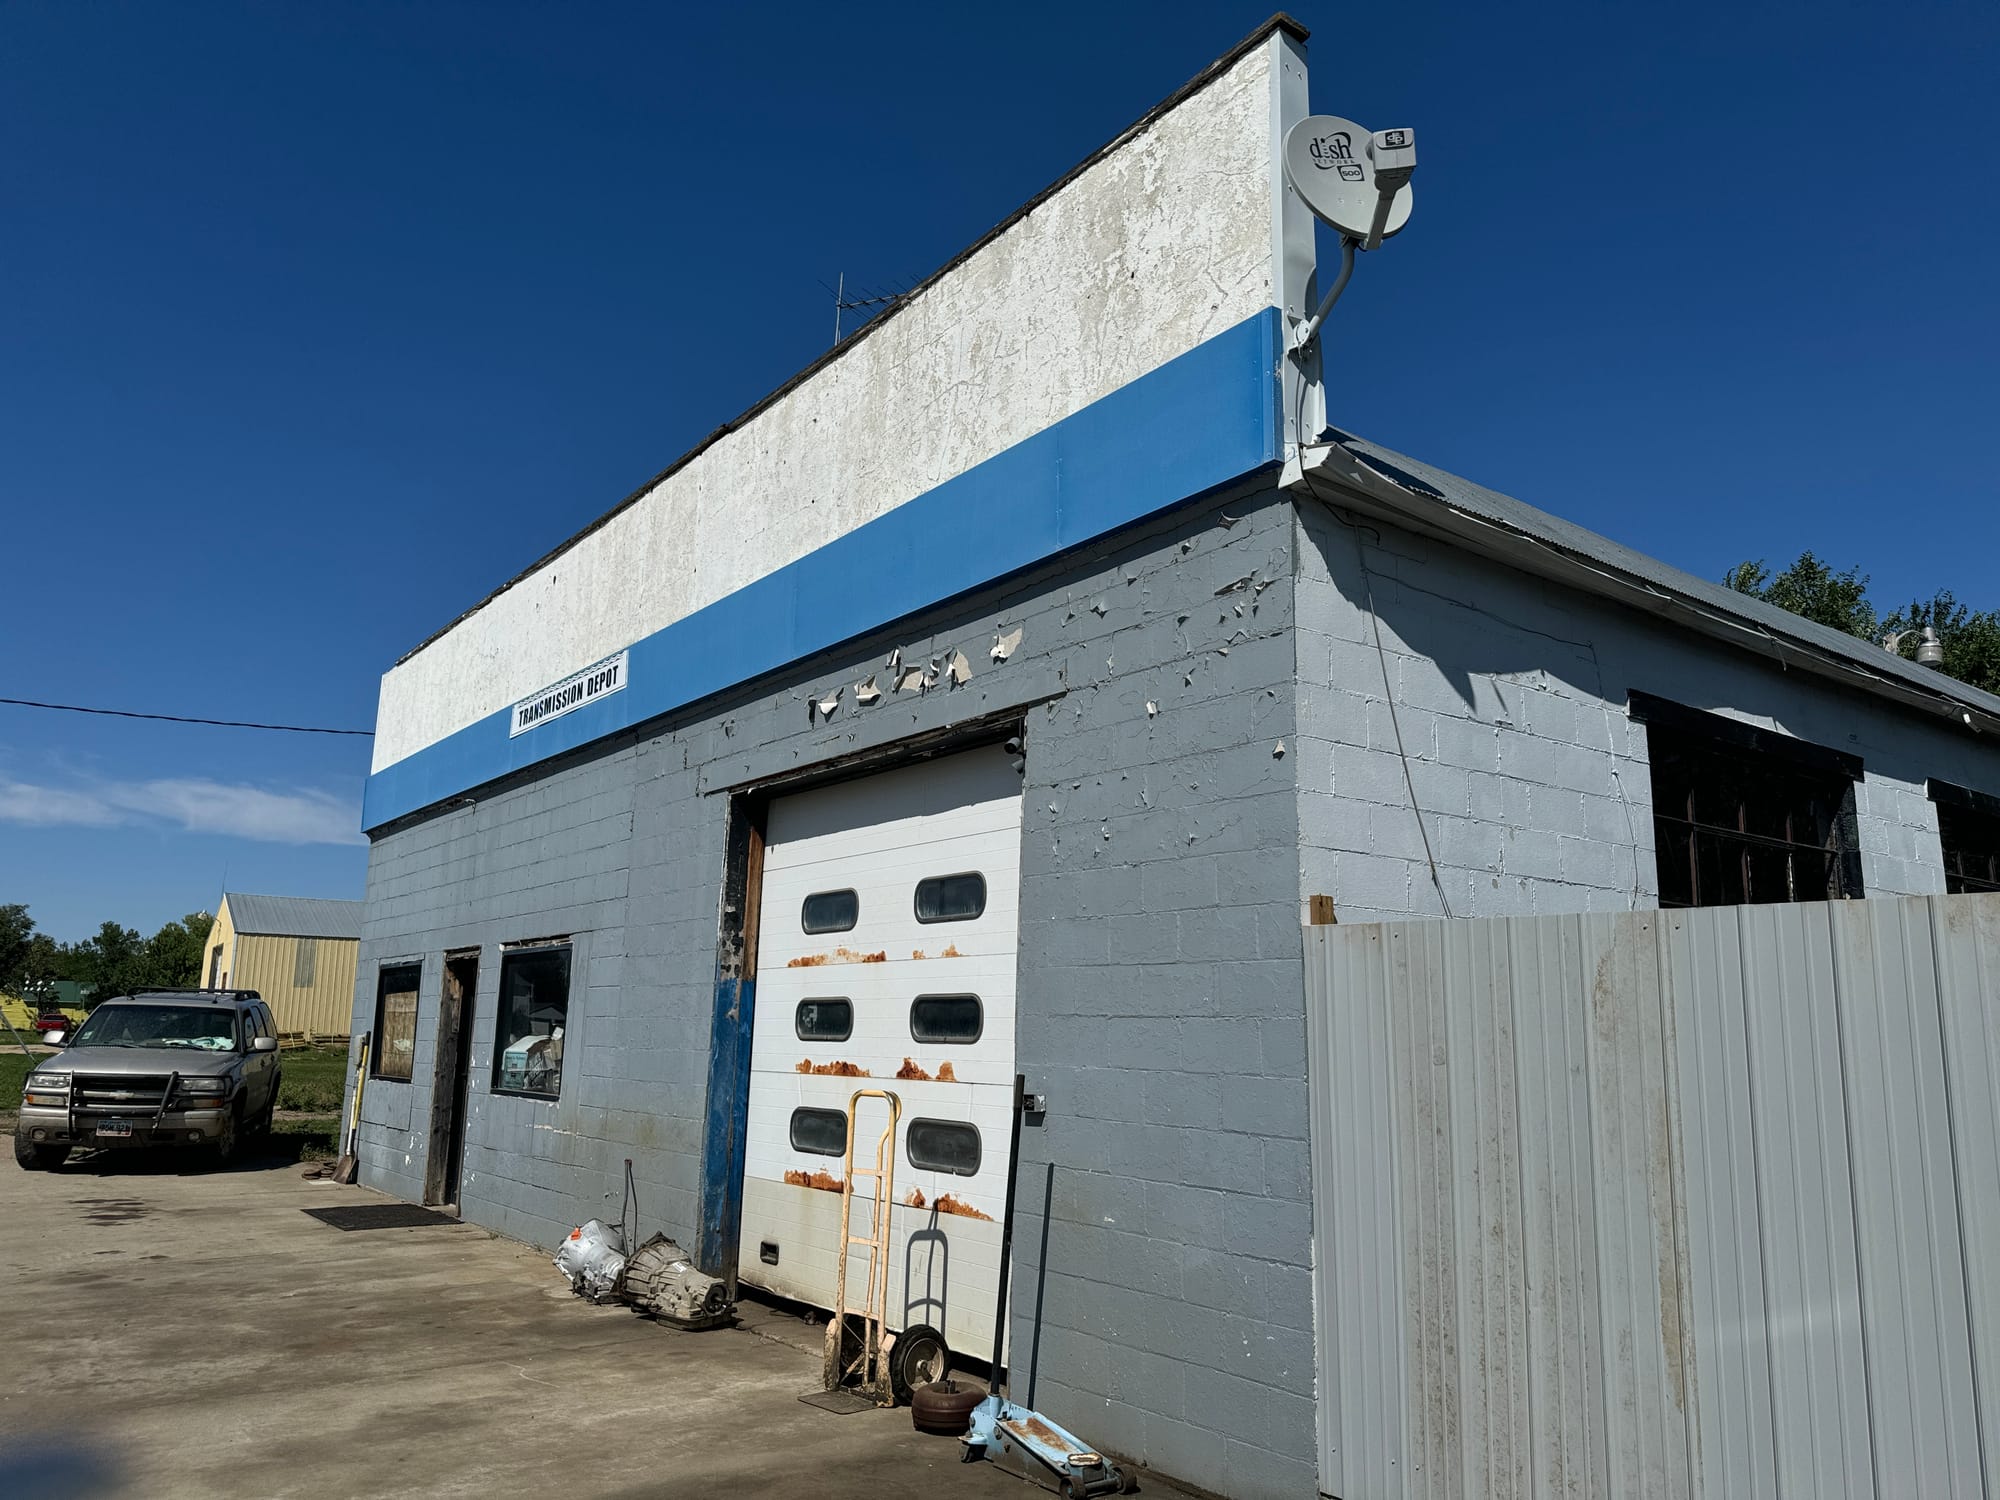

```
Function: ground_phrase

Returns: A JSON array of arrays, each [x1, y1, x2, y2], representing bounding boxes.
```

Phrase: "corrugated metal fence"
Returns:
[[1304, 893, 2000, 1500]]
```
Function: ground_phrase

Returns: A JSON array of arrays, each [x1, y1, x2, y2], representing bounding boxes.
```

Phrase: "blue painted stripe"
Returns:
[[363, 306, 1283, 830]]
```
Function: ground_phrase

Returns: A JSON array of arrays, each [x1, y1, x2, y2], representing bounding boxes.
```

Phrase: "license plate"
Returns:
[[96, 1120, 133, 1139]]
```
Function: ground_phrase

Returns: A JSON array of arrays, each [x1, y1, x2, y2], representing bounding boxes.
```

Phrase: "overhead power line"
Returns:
[[0, 696, 373, 737]]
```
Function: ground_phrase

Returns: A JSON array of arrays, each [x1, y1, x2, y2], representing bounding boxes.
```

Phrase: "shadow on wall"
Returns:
[[1295, 497, 1991, 795]]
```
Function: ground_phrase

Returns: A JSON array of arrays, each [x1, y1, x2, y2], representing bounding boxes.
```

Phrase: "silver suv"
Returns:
[[14, 989, 283, 1170]]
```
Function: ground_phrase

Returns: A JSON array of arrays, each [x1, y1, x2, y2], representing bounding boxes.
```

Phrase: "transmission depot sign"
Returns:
[[509, 650, 629, 737]]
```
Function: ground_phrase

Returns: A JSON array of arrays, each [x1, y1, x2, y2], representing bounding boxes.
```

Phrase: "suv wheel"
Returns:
[[14, 1135, 70, 1171], [212, 1104, 241, 1167]]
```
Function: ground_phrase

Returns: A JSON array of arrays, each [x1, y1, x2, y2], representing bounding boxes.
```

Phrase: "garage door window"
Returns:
[[493, 945, 570, 1099], [802, 889, 859, 934], [372, 964, 421, 1081], [790, 1107, 849, 1155], [915, 872, 986, 923], [910, 994, 982, 1045], [907, 1119, 981, 1175], [795, 998, 852, 1042]]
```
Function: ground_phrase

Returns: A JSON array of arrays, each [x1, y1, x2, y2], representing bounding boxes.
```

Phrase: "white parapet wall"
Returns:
[[371, 19, 1313, 787]]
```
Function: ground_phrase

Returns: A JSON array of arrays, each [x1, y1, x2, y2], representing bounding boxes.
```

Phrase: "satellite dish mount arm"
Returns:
[[1291, 235, 1358, 355]]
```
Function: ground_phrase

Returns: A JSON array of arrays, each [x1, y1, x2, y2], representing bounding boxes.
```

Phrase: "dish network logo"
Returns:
[[1307, 130, 1364, 182]]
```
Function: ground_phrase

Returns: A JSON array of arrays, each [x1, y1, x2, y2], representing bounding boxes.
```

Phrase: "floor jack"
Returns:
[[961, 1077, 1136, 1498]]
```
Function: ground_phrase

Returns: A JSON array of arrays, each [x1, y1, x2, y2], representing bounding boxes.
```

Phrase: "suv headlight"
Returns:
[[25, 1072, 69, 1091], [178, 1078, 232, 1096]]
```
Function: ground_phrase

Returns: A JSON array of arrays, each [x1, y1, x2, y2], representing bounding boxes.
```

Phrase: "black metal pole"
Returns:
[[987, 1074, 1027, 1401], [1025, 1160, 1054, 1412]]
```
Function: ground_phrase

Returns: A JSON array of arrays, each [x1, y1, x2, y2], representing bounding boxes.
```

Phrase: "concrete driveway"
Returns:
[[0, 1149, 1172, 1499]]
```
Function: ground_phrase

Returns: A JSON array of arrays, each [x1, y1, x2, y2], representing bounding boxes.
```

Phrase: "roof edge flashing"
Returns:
[[1287, 439, 2000, 739]]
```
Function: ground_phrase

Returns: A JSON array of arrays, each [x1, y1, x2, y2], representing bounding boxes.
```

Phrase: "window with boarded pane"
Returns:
[[372, 964, 421, 1081], [1633, 691, 1863, 909], [1930, 780, 2000, 894], [906, 1119, 981, 1175], [492, 945, 570, 1099], [795, 998, 852, 1042], [915, 872, 986, 923], [910, 994, 982, 1045], [802, 889, 858, 934], [790, 1107, 848, 1155], [294, 937, 318, 988]]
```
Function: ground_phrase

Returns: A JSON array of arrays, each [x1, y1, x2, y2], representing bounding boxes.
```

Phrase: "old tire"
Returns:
[[910, 1377, 984, 1436], [14, 1135, 69, 1171], [889, 1324, 950, 1405]]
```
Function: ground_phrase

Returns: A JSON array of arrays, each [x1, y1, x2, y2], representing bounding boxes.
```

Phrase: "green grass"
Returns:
[[0, 1051, 32, 1111], [272, 1115, 341, 1161], [277, 1044, 351, 1113], [0, 1045, 352, 1116]]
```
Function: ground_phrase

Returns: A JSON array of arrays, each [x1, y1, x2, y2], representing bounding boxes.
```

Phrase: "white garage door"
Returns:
[[738, 743, 1022, 1362]]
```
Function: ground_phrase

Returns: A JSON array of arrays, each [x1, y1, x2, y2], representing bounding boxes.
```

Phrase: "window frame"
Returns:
[[914, 872, 987, 925], [789, 1106, 850, 1156], [794, 998, 853, 1043], [1630, 691, 1864, 909], [909, 993, 984, 1045], [1928, 779, 2000, 895], [801, 889, 859, 935], [489, 943, 572, 1101], [905, 1117, 982, 1176], [371, 962, 423, 1082]]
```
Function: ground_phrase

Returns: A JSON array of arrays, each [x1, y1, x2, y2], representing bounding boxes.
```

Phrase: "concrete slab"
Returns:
[[0, 1150, 1191, 1499]]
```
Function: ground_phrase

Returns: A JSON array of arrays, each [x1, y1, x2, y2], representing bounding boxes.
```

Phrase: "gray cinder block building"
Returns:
[[348, 18, 2000, 1498]]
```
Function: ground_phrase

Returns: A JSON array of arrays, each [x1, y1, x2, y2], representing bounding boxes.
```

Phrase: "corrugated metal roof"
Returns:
[[1318, 429, 2000, 724], [223, 892, 363, 940]]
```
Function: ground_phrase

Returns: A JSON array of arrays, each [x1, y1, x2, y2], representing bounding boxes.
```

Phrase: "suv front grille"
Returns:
[[72, 1075, 174, 1114]]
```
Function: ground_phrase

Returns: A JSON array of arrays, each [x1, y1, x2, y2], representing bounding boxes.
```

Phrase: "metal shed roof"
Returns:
[[223, 893, 363, 941], [1297, 428, 2000, 731]]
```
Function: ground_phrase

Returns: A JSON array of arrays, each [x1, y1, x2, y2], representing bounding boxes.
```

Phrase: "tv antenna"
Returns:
[[1282, 116, 1418, 353], [829, 272, 908, 346]]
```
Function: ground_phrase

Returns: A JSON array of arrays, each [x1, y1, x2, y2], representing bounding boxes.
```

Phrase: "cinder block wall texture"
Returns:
[[1293, 499, 1987, 923], [352, 479, 1319, 1499], [354, 484, 1993, 1500]]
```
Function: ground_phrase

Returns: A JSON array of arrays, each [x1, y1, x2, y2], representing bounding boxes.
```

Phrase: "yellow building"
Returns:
[[206, 892, 361, 1039]]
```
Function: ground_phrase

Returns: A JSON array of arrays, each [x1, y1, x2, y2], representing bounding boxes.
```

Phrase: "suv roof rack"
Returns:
[[113, 987, 265, 1003]]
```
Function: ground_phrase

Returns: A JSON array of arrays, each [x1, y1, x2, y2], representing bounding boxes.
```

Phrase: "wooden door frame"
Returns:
[[423, 949, 480, 1206]]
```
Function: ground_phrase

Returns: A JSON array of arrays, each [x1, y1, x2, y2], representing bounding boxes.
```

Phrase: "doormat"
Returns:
[[798, 1388, 879, 1415], [303, 1204, 459, 1231]]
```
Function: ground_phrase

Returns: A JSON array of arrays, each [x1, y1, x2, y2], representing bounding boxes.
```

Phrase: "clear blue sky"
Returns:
[[3, 2, 1995, 942]]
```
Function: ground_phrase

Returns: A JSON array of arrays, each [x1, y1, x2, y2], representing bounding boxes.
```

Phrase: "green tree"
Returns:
[[1727, 551, 1997, 700], [1881, 591, 2000, 697], [145, 911, 215, 990], [0, 904, 33, 992], [1725, 552, 1878, 639]]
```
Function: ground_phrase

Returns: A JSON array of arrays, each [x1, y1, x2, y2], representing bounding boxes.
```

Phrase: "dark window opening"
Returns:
[[910, 994, 983, 1045], [790, 1106, 849, 1156], [1930, 781, 2000, 895], [802, 889, 859, 934], [906, 1119, 982, 1176], [915, 872, 986, 924], [1633, 693, 1862, 909], [492, 946, 570, 1099], [373, 964, 422, 1082], [795, 998, 853, 1042]]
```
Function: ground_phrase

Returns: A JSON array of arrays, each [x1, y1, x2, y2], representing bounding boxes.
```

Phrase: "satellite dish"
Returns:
[[1283, 115, 1413, 245]]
